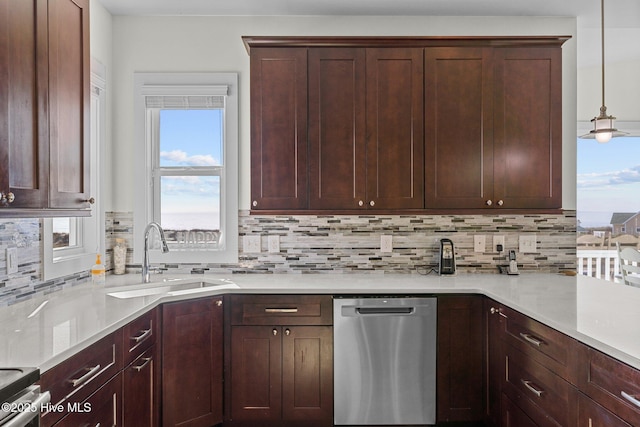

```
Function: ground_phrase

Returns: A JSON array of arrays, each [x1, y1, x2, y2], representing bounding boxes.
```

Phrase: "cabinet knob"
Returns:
[[252, 200, 258, 207], [497, 200, 504, 206], [358, 200, 364, 207], [490, 307, 498, 314], [83, 197, 95, 204], [272, 328, 278, 336], [285, 328, 291, 336], [215, 300, 222, 307], [369, 201, 375, 207], [1, 192, 15, 204], [486, 200, 493, 206]]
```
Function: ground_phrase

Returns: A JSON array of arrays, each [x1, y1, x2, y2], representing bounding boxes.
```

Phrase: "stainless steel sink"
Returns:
[[106, 278, 238, 299]]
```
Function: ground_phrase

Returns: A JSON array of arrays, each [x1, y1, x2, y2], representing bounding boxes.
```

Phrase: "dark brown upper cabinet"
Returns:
[[244, 36, 569, 213], [493, 47, 563, 209], [425, 47, 494, 209], [250, 47, 308, 210], [308, 47, 423, 210], [0, 0, 91, 217]]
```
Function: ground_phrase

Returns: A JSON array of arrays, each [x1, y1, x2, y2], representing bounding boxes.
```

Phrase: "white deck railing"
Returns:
[[576, 249, 620, 281]]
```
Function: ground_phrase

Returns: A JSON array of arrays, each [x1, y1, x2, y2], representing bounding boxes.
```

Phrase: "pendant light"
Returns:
[[581, 0, 627, 143]]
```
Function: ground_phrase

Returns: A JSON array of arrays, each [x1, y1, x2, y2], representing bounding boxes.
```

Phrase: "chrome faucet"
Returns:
[[142, 222, 169, 283]]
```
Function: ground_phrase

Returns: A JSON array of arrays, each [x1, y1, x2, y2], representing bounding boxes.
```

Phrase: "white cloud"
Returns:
[[577, 165, 640, 189], [160, 150, 219, 166]]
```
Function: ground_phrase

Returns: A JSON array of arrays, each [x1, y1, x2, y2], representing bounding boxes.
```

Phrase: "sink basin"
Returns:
[[106, 279, 238, 299]]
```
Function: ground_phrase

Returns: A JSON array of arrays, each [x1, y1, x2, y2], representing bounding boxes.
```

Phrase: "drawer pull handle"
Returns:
[[621, 391, 640, 408], [264, 308, 298, 314], [520, 332, 544, 347], [69, 364, 101, 387], [521, 380, 544, 397], [132, 357, 152, 372], [131, 328, 152, 343]]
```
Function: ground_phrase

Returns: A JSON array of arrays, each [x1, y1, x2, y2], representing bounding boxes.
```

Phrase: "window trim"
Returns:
[[133, 73, 238, 264], [43, 60, 106, 280]]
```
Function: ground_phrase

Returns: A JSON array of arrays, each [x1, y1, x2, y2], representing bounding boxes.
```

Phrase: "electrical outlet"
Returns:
[[268, 235, 280, 253], [6, 247, 18, 275], [243, 235, 261, 253], [381, 235, 393, 253], [493, 235, 505, 252], [473, 235, 486, 253], [519, 234, 537, 253]]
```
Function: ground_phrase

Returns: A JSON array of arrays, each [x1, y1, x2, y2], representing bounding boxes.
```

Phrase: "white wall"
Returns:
[[577, 26, 640, 122], [108, 15, 577, 211]]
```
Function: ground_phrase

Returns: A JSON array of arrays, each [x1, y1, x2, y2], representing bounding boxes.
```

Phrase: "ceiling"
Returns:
[[97, 0, 639, 29]]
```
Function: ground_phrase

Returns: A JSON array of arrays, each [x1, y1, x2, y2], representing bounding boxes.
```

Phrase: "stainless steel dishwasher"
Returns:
[[333, 296, 437, 426]]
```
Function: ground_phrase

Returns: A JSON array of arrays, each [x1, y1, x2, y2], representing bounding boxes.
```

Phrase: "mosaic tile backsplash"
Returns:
[[0, 210, 577, 306]]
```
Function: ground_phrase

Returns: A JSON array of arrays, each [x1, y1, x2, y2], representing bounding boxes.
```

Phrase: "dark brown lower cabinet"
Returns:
[[501, 393, 538, 427], [227, 325, 333, 427], [437, 295, 484, 423], [578, 391, 633, 427], [53, 373, 122, 426], [162, 296, 223, 427], [123, 345, 158, 427], [485, 300, 505, 427]]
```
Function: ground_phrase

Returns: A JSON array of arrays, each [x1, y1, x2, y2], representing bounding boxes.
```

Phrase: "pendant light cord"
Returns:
[[600, 0, 606, 110]]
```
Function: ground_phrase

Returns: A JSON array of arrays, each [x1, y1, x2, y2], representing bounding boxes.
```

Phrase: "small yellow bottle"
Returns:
[[91, 254, 106, 286]]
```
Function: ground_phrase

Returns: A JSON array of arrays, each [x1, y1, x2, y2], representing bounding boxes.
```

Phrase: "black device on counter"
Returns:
[[438, 238, 456, 275]]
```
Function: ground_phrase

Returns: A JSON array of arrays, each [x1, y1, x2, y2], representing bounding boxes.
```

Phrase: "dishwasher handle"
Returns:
[[356, 307, 414, 315]]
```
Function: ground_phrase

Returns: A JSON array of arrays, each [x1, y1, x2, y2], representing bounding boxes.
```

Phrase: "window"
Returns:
[[43, 63, 105, 279], [577, 134, 640, 231], [134, 73, 238, 264]]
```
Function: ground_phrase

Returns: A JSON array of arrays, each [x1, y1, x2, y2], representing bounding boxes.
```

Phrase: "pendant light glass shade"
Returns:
[[580, 0, 627, 143]]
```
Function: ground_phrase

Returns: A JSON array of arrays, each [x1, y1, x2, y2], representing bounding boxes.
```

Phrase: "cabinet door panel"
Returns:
[[282, 326, 333, 423], [493, 47, 562, 209], [437, 296, 484, 422], [0, 0, 48, 208], [48, 0, 90, 208], [308, 48, 366, 210], [250, 48, 308, 210], [123, 346, 158, 427], [366, 47, 424, 209], [162, 297, 223, 427], [230, 326, 282, 421], [485, 299, 505, 427], [425, 47, 493, 209]]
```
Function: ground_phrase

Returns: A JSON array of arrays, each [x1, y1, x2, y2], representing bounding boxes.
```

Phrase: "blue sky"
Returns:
[[577, 136, 640, 227], [158, 110, 223, 226]]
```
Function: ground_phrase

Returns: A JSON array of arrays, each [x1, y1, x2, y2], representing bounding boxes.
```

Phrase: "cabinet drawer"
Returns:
[[53, 372, 122, 427], [122, 308, 158, 366], [503, 344, 574, 427], [40, 329, 123, 427], [501, 393, 539, 427], [501, 305, 575, 381], [577, 346, 640, 426], [578, 391, 633, 427], [230, 295, 332, 325]]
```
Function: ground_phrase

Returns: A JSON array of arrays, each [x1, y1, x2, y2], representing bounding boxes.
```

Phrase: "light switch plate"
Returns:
[[268, 235, 280, 253], [493, 235, 505, 252], [474, 235, 486, 253], [519, 234, 537, 253], [243, 235, 261, 253], [6, 247, 18, 275], [381, 235, 393, 253]]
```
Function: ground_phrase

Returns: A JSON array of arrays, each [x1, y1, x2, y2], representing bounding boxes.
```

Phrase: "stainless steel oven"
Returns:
[[0, 368, 50, 427]]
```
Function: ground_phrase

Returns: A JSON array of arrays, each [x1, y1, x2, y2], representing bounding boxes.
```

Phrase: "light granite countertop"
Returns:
[[0, 272, 639, 372]]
